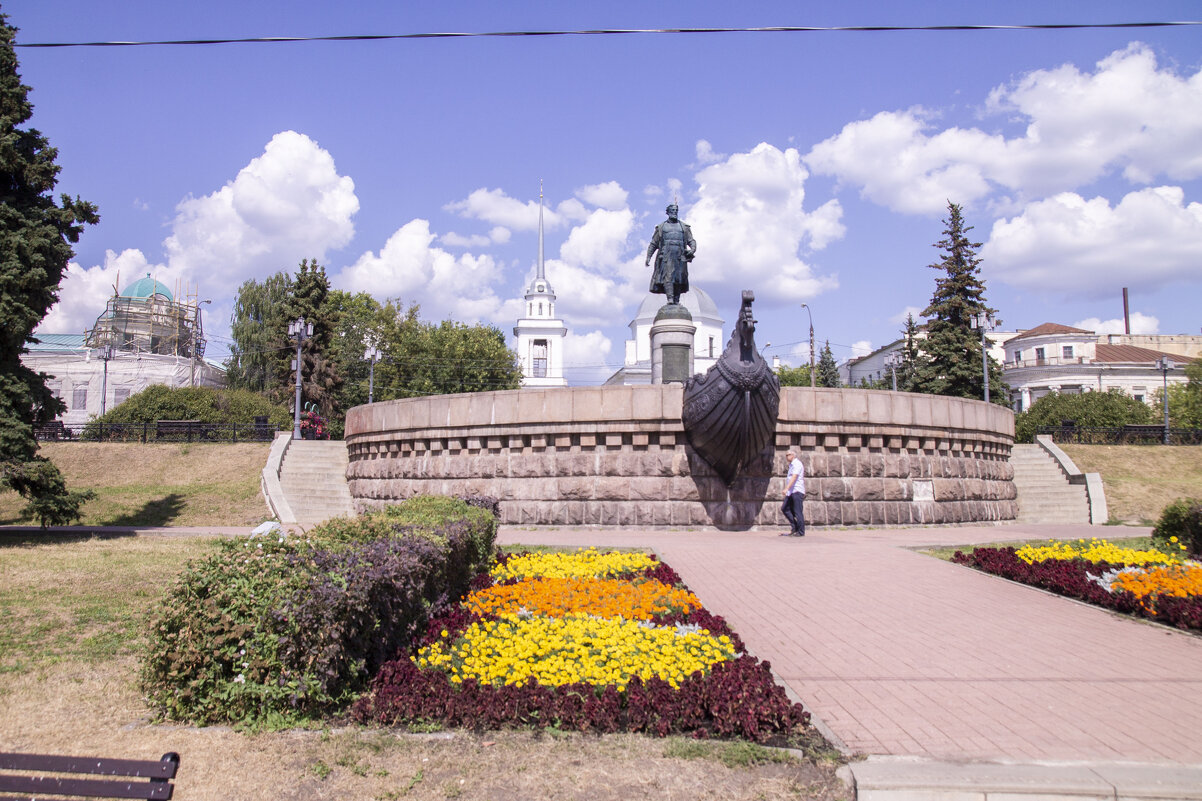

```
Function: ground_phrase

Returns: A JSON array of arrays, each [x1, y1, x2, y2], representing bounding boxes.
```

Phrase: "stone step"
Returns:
[[1009, 445, 1091, 525]]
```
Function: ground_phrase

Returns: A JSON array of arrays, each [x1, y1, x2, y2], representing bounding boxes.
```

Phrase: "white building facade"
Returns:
[[1002, 323, 1194, 412], [605, 287, 725, 386]]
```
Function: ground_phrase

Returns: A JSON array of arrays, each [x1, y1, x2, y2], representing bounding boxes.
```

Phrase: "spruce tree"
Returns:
[[817, 340, 841, 387], [898, 313, 923, 392], [910, 202, 1007, 403], [0, 14, 98, 524]]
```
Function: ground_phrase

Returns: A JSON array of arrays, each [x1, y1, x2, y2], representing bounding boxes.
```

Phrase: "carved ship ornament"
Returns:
[[681, 291, 780, 485]]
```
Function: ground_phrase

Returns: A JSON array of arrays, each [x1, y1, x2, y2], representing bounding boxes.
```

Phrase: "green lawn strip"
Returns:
[[0, 536, 221, 675]]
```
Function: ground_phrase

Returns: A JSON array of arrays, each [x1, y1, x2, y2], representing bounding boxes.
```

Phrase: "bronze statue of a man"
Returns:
[[645, 203, 696, 305]]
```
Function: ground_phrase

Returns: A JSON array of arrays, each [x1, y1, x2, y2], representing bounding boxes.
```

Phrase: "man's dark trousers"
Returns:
[[781, 493, 805, 535]]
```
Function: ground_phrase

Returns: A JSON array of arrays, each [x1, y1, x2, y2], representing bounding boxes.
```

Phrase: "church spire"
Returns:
[[537, 179, 546, 281]]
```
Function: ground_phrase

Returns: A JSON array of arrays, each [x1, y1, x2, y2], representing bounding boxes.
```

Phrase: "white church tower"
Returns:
[[513, 183, 568, 386]]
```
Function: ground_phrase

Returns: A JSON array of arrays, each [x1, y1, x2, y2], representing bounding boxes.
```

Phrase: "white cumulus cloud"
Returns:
[[981, 186, 1202, 295], [40, 249, 161, 335], [686, 143, 840, 306], [337, 219, 508, 324], [164, 131, 358, 287], [575, 181, 628, 211], [805, 43, 1202, 214], [1073, 313, 1160, 335], [445, 187, 564, 231], [562, 329, 615, 385]]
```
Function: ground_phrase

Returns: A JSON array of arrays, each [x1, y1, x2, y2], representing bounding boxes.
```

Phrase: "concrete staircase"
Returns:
[[277, 440, 356, 527], [1010, 444, 1091, 524]]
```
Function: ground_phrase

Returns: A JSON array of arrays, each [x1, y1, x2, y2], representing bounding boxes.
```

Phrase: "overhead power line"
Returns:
[[14, 21, 1202, 49]]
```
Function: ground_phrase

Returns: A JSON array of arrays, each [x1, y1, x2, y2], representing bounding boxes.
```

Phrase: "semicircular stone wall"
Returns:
[[343, 386, 1016, 529]]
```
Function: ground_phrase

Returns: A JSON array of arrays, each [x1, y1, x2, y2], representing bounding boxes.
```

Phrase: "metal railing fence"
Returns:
[[1037, 425, 1202, 446], [34, 420, 281, 443]]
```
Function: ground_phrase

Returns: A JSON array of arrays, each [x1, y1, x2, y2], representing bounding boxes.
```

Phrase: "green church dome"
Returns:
[[120, 274, 173, 301]]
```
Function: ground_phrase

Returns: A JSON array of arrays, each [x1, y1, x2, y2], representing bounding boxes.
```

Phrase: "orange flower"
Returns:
[[1111, 564, 1202, 612], [466, 576, 701, 620]]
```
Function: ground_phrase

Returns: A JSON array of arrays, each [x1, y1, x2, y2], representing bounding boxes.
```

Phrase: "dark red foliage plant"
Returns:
[[952, 547, 1202, 632], [352, 554, 808, 742]]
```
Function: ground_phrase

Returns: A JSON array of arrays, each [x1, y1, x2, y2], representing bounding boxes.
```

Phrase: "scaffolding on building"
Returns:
[[84, 276, 208, 360]]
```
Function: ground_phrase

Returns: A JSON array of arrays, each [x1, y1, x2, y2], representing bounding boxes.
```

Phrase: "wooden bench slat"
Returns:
[[0, 753, 177, 778], [0, 774, 173, 799]]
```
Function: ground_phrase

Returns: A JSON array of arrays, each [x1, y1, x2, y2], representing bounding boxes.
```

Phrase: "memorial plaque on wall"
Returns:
[[662, 344, 690, 383]]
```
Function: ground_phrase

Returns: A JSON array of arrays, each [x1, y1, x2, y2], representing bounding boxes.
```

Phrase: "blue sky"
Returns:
[[9, 1, 1202, 383]]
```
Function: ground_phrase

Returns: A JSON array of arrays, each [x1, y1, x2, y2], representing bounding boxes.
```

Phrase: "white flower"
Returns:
[[233, 674, 246, 684]]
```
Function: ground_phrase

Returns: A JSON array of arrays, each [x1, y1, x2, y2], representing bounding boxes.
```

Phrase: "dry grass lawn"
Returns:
[[0, 442, 272, 527], [1060, 444, 1202, 525], [0, 535, 849, 801]]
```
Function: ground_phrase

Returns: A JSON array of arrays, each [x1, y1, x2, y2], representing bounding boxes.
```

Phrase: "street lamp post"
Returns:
[[288, 318, 313, 440], [970, 312, 999, 404], [885, 351, 902, 392], [190, 299, 211, 387], [95, 344, 114, 416], [364, 345, 381, 404], [1155, 357, 1175, 445], [800, 303, 815, 388]]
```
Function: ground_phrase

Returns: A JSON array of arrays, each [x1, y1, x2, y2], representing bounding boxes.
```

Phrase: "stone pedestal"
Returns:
[[650, 304, 696, 385]]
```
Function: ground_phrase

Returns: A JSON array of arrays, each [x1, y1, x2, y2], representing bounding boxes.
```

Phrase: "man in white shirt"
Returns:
[[780, 449, 806, 537]]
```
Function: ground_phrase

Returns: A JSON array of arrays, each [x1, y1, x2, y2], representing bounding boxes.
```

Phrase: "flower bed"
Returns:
[[353, 548, 809, 742], [952, 538, 1202, 632]]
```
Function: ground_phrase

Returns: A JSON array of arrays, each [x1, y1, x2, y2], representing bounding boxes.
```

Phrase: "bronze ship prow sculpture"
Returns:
[[681, 291, 780, 485]]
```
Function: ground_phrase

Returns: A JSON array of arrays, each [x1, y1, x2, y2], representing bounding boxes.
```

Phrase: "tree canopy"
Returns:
[[1014, 389, 1155, 443], [909, 202, 1007, 404], [226, 274, 522, 436], [1154, 359, 1202, 429], [776, 364, 814, 387], [0, 14, 98, 524]]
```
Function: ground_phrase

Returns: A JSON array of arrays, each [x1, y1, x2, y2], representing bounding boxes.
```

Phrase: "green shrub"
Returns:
[[89, 385, 292, 429], [1152, 498, 1202, 558], [141, 495, 498, 726], [1015, 388, 1154, 443]]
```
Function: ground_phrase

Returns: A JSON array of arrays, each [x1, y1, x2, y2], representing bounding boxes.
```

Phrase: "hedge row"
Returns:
[[140, 496, 497, 726]]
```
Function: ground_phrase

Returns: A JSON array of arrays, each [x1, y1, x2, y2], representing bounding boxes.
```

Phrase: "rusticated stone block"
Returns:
[[868, 453, 886, 477], [594, 476, 630, 500], [691, 476, 727, 503], [883, 478, 909, 501], [557, 477, 594, 500], [808, 501, 829, 526], [822, 478, 851, 502], [629, 477, 667, 501], [868, 502, 886, 525], [668, 476, 702, 502], [825, 454, 844, 477], [565, 453, 594, 477], [855, 478, 885, 502]]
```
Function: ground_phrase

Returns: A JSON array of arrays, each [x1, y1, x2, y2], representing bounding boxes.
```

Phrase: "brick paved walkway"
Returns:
[[497, 523, 1202, 764]]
